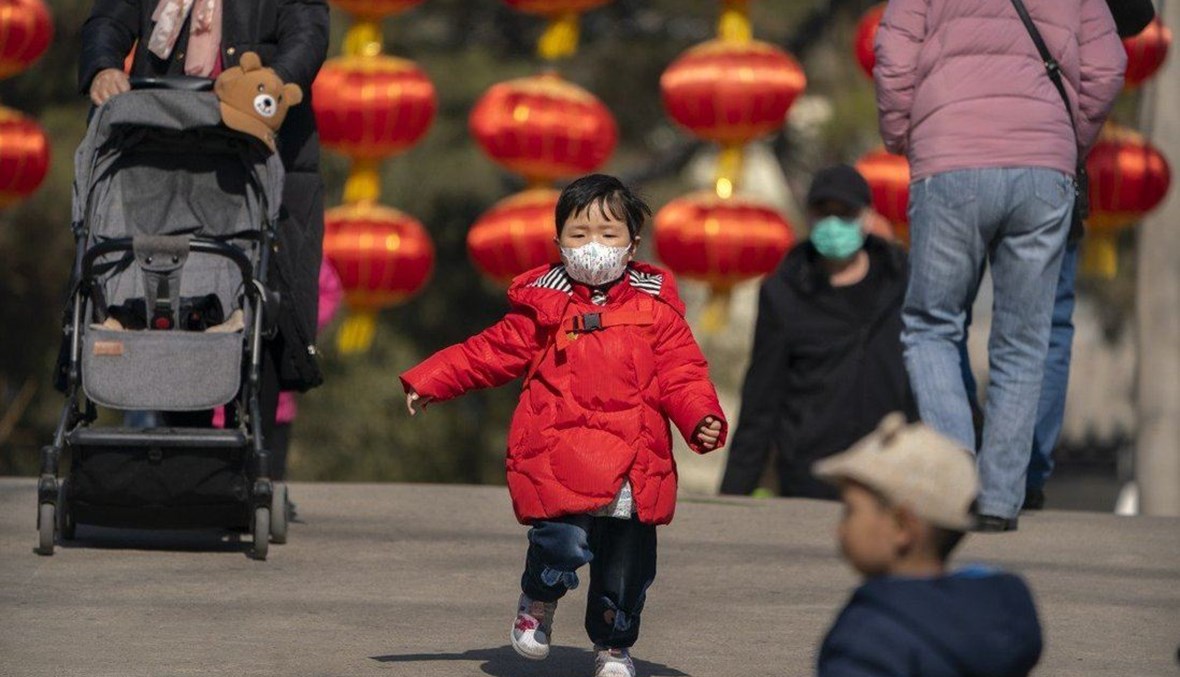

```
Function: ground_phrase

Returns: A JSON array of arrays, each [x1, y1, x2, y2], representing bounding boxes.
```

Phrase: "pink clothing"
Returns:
[[874, 0, 1125, 180], [275, 259, 344, 424], [148, 0, 223, 77]]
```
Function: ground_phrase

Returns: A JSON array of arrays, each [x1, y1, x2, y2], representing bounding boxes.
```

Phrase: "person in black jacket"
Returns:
[[77, 0, 330, 483], [719, 165, 915, 499]]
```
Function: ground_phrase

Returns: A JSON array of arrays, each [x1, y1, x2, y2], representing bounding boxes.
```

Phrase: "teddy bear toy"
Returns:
[[213, 51, 303, 151]]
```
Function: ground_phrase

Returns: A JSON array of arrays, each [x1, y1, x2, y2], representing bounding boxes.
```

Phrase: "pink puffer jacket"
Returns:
[[874, 0, 1126, 180]]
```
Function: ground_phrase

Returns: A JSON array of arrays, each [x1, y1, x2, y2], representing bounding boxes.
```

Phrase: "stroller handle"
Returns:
[[82, 237, 257, 292], [129, 76, 214, 93]]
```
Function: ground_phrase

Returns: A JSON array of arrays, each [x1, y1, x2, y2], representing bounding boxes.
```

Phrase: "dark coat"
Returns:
[[818, 569, 1043, 677], [78, 0, 329, 174], [1106, 0, 1155, 37], [719, 236, 915, 498], [78, 0, 330, 389]]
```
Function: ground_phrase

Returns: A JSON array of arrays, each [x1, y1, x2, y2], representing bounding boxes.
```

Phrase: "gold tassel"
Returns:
[[719, 0, 752, 43], [344, 158, 382, 204], [337, 311, 378, 354], [343, 21, 384, 58], [1080, 235, 1119, 279], [715, 144, 744, 198], [538, 12, 580, 61], [700, 287, 733, 333]]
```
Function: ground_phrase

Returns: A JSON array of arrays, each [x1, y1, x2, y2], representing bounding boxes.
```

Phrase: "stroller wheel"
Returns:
[[37, 503, 56, 556], [251, 506, 270, 560], [58, 480, 76, 541], [270, 482, 288, 545]]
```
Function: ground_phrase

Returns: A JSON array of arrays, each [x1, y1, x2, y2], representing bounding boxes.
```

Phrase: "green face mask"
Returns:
[[810, 215, 865, 260]]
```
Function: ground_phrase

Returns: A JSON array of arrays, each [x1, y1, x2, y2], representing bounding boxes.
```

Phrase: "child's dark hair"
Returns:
[[555, 174, 652, 239], [931, 527, 967, 562]]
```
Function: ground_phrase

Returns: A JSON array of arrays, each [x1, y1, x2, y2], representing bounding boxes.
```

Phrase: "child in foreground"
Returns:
[[813, 413, 1043, 676], [401, 174, 727, 677]]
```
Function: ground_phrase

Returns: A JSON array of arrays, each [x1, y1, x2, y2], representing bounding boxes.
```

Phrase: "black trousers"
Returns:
[[521, 514, 657, 649]]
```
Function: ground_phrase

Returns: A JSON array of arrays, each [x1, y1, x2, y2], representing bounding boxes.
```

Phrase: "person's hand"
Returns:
[[694, 416, 723, 451], [406, 390, 432, 416], [90, 68, 131, 106]]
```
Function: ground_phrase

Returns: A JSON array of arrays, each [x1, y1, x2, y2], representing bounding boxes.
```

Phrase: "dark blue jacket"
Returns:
[[818, 568, 1042, 677]]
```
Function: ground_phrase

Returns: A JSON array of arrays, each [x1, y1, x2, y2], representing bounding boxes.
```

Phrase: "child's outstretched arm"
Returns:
[[400, 310, 542, 414], [654, 311, 728, 453]]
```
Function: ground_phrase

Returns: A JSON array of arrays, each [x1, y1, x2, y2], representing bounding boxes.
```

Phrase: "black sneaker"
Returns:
[[973, 514, 1018, 532], [1022, 488, 1045, 511]]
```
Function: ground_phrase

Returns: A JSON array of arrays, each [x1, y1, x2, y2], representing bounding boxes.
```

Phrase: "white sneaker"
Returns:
[[594, 646, 637, 677], [511, 593, 557, 660]]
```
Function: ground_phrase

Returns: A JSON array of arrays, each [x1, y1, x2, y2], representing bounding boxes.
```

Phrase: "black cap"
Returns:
[[806, 164, 872, 210]]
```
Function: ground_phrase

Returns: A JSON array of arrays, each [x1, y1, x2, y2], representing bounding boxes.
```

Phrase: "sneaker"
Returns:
[[1022, 488, 1045, 511], [511, 593, 556, 660], [973, 514, 1018, 532], [594, 646, 636, 677]]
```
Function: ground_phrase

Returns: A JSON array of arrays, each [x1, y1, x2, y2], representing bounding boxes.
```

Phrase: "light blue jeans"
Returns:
[[960, 242, 1079, 493], [904, 168, 1072, 519]]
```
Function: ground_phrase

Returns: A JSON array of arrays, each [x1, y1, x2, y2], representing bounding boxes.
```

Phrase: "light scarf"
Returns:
[[147, 0, 222, 77]]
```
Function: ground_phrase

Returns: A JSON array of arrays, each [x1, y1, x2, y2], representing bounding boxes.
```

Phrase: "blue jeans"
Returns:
[[959, 242, 1079, 493], [521, 515, 657, 649], [904, 168, 1072, 519]]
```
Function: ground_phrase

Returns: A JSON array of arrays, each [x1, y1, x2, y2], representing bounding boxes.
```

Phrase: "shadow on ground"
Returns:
[[372, 645, 689, 677], [56, 525, 252, 556]]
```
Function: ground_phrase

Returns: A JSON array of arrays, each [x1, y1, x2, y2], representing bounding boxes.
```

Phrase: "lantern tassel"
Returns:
[[715, 144, 744, 198], [344, 158, 382, 204], [1081, 235, 1119, 280], [719, 0, 752, 43], [337, 310, 379, 354], [701, 287, 733, 334], [538, 12, 580, 61], [344, 20, 384, 58]]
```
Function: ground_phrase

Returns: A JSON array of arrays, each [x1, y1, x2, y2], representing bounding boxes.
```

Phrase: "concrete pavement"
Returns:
[[1, 478, 1177, 676]]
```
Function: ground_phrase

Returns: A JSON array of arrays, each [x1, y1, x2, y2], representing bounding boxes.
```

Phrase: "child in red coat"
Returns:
[[401, 174, 727, 677]]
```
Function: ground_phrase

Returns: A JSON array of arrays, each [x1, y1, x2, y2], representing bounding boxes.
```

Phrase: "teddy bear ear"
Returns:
[[239, 51, 262, 71], [282, 82, 303, 106]]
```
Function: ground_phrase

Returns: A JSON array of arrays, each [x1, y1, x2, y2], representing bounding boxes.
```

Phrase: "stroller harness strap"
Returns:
[[133, 235, 192, 330]]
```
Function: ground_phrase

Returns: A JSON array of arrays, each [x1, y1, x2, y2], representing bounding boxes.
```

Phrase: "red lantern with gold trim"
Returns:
[[470, 72, 617, 182], [323, 202, 435, 351], [654, 192, 795, 288], [312, 55, 437, 161], [0, 0, 53, 80], [661, 39, 806, 145], [855, 147, 911, 242], [854, 3, 885, 80], [0, 105, 50, 208], [1122, 16, 1172, 88], [328, 0, 424, 20], [468, 188, 561, 284], [1087, 124, 1171, 232]]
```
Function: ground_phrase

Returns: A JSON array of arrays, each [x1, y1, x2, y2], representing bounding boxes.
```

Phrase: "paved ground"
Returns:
[[1, 478, 1177, 677]]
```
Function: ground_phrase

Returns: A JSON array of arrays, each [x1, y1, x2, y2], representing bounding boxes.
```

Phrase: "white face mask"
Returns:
[[561, 241, 632, 287]]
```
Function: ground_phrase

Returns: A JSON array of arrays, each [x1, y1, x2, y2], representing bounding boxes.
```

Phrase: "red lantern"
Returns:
[[324, 202, 435, 310], [328, 0, 424, 19], [660, 39, 806, 145], [855, 147, 911, 242], [0, 105, 50, 208], [1123, 16, 1172, 88], [502, 0, 610, 13], [312, 55, 437, 161], [470, 72, 617, 182], [0, 0, 53, 80], [468, 188, 561, 283], [1086, 124, 1172, 233], [854, 3, 885, 80], [654, 192, 796, 289]]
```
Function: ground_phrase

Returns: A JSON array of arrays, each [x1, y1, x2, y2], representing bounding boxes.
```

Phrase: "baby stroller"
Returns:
[[37, 78, 285, 559]]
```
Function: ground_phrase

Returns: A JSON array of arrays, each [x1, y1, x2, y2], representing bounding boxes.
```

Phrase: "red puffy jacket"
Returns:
[[401, 262, 728, 525]]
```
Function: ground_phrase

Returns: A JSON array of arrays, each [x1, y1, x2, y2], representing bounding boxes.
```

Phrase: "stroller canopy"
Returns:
[[72, 89, 285, 242]]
